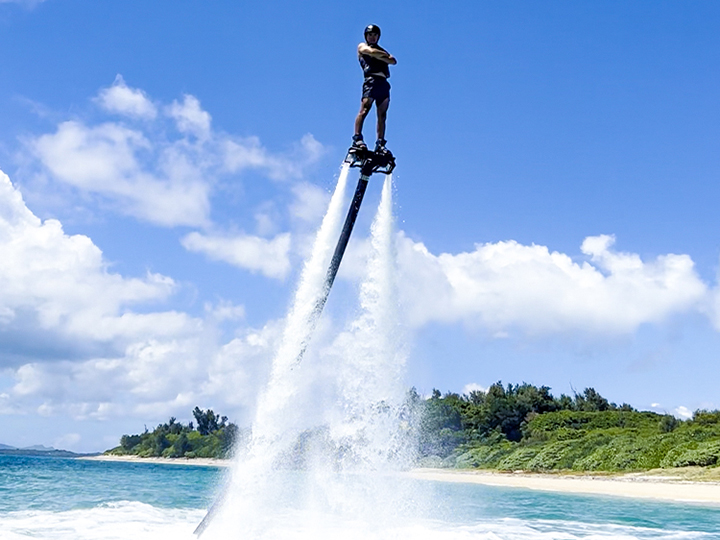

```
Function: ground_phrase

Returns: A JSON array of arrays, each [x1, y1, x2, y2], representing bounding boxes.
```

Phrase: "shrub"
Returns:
[[455, 442, 516, 469], [497, 447, 540, 471], [665, 441, 720, 467]]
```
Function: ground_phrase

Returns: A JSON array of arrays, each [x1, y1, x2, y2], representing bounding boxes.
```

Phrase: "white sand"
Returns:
[[80, 454, 229, 467], [79, 457, 720, 504], [408, 468, 720, 504]]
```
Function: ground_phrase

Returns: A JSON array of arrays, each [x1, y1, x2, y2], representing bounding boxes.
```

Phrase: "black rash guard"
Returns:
[[359, 45, 391, 78]]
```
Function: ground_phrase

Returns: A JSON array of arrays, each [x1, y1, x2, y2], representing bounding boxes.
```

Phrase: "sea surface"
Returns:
[[2, 454, 720, 539]]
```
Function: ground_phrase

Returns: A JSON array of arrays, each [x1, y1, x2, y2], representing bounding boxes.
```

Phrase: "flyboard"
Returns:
[[193, 145, 395, 537]]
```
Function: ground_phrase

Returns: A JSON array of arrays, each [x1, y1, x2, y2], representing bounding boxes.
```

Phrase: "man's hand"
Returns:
[[358, 43, 397, 64]]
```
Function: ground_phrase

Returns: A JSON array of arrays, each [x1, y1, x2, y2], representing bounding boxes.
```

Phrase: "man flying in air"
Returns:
[[352, 24, 397, 154]]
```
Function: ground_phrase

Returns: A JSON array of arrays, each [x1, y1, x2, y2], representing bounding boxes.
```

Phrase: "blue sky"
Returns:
[[1, 0, 720, 451]]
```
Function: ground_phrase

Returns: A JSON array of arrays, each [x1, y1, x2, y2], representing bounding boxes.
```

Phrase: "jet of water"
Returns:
[[202, 172, 416, 538]]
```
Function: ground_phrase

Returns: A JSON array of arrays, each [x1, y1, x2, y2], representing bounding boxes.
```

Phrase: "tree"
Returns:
[[168, 432, 191, 457], [120, 434, 142, 452], [193, 407, 220, 435], [574, 388, 611, 412]]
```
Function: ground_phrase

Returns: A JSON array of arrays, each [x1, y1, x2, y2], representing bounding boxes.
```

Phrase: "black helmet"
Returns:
[[364, 24, 381, 37]]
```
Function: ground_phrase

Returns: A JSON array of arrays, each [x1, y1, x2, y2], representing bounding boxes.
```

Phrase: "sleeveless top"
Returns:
[[359, 45, 390, 79]]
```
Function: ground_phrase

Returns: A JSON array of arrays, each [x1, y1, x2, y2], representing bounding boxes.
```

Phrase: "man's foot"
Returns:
[[374, 138, 387, 154], [351, 135, 367, 150]]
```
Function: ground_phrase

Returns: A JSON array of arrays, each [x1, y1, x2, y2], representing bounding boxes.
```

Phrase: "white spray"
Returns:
[[205, 172, 413, 538]]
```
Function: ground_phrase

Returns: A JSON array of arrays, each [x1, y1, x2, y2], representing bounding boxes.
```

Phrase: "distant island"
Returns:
[[109, 384, 720, 473], [0, 444, 99, 458]]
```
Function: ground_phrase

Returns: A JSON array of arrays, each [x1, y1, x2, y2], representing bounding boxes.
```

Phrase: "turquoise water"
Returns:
[[2, 454, 720, 539], [0, 454, 220, 512]]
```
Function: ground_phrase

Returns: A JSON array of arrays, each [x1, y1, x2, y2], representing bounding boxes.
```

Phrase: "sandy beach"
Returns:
[[80, 454, 230, 467], [79, 456, 720, 504], [409, 468, 720, 504]]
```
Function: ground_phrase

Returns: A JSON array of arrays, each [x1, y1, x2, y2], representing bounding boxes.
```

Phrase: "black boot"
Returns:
[[374, 138, 387, 154], [351, 135, 367, 150]]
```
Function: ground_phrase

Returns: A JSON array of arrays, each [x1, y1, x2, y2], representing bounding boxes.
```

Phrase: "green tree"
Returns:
[[574, 388, 611, 412]]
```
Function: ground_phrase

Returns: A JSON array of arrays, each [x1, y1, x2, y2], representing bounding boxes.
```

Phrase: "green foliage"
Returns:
[[692, 410, 720, 425], [415, 383, 720, 472], [662, 440, 720, 467], [111, 387, 720, 473], [108, 407, 243, 460], [455, 441, 516, 469], [193, 407, 228, 436], [497, 447, 541, 470], [120, 434, 143, 451]]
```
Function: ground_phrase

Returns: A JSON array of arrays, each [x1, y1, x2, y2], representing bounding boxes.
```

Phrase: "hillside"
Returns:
[[416, 383, 720, 472]]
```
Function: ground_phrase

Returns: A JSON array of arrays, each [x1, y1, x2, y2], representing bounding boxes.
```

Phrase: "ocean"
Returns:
[[2, 454, 720, 539]]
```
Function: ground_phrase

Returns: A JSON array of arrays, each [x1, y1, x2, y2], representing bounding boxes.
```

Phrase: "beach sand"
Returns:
[[80, 454, 229, 467], [408, 468, 720, 504], [80, 456, 720, 504]]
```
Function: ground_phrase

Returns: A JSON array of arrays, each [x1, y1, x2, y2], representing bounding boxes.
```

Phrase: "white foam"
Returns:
[[0, 502, 203, 540], [0, 502, 711, 539]]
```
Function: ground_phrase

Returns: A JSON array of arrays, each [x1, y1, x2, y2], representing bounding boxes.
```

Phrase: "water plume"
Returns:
[[204, 172, 414, 538]]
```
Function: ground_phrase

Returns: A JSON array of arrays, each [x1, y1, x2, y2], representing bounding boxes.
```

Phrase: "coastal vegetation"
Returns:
[[110, 385, 720, 473], [108, 407, 244, 459], [415, 382, 720, 472]]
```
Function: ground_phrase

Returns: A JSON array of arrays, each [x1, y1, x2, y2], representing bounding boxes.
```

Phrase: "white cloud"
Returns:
[[204, 300, 246, 323], [167, 95, 211, 139], [395, 233, 707, 335], [200, 323, 280, 410], [0, 169, 196, 360], [674, 406, 693, 419], [181, 230, 292, 280], [290, 182, 330, 223], [222, 133, 325, 181], [95, 75, 157, 119], [463, 383, 487, 395], [4, 319, 280, 427], [27, 77, 326, 228], [31, 120, 211, 227]]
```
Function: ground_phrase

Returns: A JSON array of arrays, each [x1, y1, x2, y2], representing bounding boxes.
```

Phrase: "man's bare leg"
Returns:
[[376, 97, 390, 142], [354, 98, 374, 140]]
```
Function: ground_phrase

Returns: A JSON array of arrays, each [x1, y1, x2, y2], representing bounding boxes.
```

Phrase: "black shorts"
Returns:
[[362, 76, 391, 103]]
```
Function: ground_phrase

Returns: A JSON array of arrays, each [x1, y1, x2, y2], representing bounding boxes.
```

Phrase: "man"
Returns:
[[352, 24, 397, 154]]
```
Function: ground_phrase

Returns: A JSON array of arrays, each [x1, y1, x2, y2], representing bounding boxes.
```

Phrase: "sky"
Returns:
[[1, 0, 720, 452]]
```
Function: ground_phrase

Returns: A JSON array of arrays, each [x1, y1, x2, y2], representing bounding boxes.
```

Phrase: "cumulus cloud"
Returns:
[[167, 95, 211, 139], [181, 231, 292, 280], [27, 77, 326, 227], [674, 406, 693, 419], [5, 323, 279, 426], [0, 170, 195, 362], [95, 75, 157, 119], [395, 233, 707, 335], [31, 120, 211, 227], [0, 168, 280, 427]]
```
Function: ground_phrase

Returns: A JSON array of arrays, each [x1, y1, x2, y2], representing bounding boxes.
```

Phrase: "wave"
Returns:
[[0, 501, 204, 540], [4, 500, 712, 540]]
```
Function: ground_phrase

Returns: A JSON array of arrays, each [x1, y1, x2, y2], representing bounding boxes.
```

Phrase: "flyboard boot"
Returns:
[[351, 134, 367, 150], [374, 138, 389, 155]]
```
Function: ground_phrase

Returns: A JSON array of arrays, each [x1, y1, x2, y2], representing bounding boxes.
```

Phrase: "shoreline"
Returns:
[[79, 456, 720, 504], [79, 454, 230, 467], [408, 468, 720, 504]]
